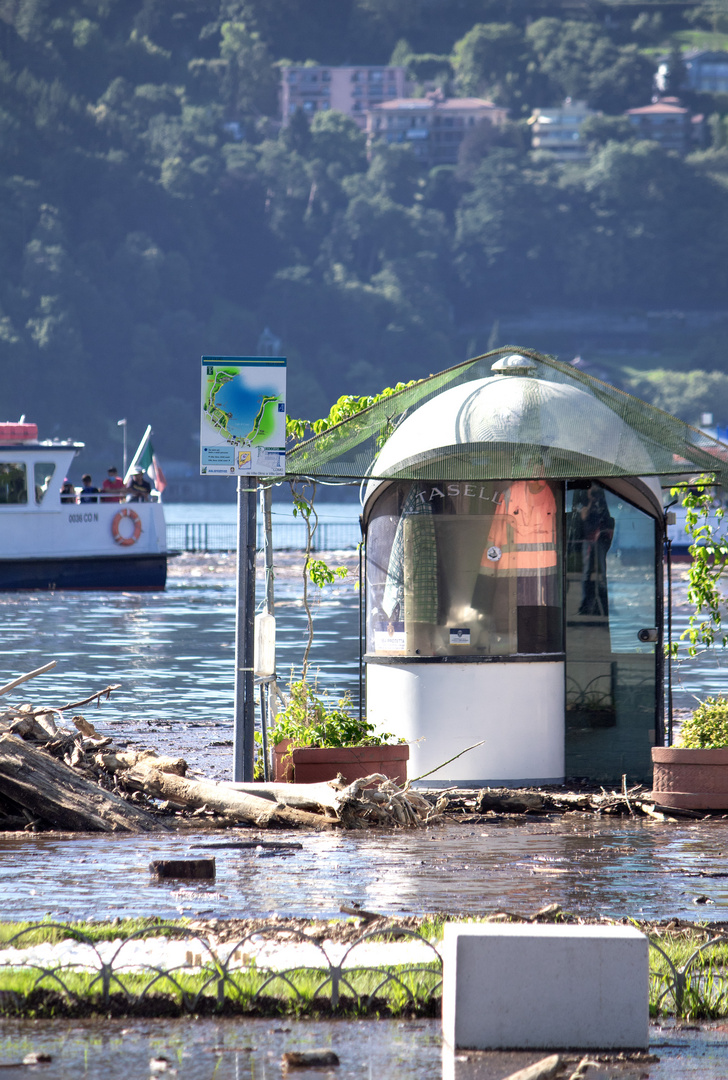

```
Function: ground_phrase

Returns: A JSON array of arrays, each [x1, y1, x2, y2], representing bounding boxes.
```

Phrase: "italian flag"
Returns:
[[126, 426, 167, 493]]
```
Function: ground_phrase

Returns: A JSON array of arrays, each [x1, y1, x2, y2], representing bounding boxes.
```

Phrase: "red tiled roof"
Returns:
[[626, 100, 688, 116]]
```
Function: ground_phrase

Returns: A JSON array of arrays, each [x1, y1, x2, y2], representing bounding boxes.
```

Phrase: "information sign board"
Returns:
[[200, 356, 286, 476]]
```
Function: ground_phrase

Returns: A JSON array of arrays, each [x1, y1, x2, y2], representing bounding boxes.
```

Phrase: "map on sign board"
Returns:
[[200, 356, 286, 476]]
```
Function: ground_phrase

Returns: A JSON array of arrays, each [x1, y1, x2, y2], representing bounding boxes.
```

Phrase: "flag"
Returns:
[[126, 426, 167, 493]]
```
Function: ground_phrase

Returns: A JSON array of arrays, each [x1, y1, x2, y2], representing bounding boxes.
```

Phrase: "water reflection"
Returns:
[[0, 560, 359, 780], [1, 818, 727, 924]]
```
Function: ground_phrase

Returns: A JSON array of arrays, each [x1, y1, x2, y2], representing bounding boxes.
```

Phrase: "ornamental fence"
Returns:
[[0, 921, 440, 1017], [0, 920, 727, 1019], [166, 521, 360, 553]]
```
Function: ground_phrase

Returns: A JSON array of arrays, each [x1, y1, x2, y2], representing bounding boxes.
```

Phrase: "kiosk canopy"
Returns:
[[286, 348, 728, 486]]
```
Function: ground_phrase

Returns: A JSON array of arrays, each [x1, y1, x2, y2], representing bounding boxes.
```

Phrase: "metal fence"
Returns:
[[1, 919, 726, 1019], [0, 921, 441, 1017], [166, 521, 361, 553]]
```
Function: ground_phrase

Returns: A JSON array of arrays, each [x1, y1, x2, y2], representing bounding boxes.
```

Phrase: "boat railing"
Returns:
[[59, 492, 162, 505]]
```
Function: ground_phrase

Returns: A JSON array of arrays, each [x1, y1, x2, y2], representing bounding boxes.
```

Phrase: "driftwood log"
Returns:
[[122, 765, 341, 830], [0, 734, 166, 832], [227, 781, 342, 814]]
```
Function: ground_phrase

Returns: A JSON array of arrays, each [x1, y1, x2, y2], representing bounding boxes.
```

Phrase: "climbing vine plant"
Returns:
[[672, 475, 728, 656]]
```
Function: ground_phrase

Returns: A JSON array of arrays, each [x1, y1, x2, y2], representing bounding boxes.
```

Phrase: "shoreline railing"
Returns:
[[166, 521, 360, 553]]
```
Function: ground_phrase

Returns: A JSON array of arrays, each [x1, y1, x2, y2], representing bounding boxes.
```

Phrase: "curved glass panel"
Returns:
[[565, 481, 658, 783], [366, 480, 563, 657]]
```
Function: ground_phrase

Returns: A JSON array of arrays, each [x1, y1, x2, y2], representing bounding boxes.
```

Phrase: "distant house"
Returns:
[[280, 65, 407, 130], [656, 49, 728, 95], [625, 96, 704, 154], [366, 91, 508, 166], [528, 100, 597, 161]]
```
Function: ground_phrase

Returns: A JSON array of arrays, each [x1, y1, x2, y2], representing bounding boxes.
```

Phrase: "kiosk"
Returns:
[[286, 348, 728, 786]]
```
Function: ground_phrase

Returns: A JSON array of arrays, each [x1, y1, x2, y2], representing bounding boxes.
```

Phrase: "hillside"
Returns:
[[1, 0, 728, 480]]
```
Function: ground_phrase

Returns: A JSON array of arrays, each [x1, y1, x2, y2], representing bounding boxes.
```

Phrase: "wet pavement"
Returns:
[[2, 817, 728, 924], [0, 1017, 727, 1079]]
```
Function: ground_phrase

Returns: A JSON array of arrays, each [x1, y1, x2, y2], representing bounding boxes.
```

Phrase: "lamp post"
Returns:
[[117, 419, 127, 476]]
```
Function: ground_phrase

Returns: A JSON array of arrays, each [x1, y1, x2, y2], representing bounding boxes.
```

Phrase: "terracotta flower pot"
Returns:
[[651, 746, 728, 810], [273, 740, 409, 785]]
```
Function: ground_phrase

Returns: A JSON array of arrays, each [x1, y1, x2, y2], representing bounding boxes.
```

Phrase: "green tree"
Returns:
[[454, 149, 561, 304], [309, 111, 367, 177], [219, 18, 277, 117], [664, 41, 688, 96], [579, 114, 635, 149], [526, 18, 654, 113], [452, 22, 526, 101]]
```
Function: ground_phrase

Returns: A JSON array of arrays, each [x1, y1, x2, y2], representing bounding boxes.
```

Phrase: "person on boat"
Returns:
[[79, 474, 99, 503], [101, 466, 125, 503], [60, 478, 76, 503], [128, 468, 151, 501]]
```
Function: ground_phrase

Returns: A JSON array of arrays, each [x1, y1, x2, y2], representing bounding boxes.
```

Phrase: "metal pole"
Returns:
[[358, 525, 364, 724], [233, 476, 257, 781], [117, 419, 127, 476], [262, 484, 276, 778], [666, 532, 674, 747], [664, 501, 677, 748]]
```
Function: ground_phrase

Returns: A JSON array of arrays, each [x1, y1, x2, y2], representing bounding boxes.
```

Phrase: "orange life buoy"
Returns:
[[111, 508, 142, 546]]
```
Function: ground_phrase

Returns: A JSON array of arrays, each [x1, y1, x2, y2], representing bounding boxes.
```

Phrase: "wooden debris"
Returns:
[[0, 735, 166, 832], [282, 1049, 340, 1070], [150, 858, 215, 880], [0, 661, 57, 697], [97, 750, 187, 776], [122, 764, 341, 831], [478, 791, 545, 813]]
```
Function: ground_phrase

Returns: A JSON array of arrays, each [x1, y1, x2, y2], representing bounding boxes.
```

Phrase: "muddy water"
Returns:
[[1, 817, 727, 924], [1, 557, 727, 925], [0, 552, 360, 781], [0, 1017, 726, 1079]]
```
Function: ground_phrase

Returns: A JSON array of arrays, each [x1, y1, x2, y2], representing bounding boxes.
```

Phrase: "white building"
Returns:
[[528, 100, 597, 161]]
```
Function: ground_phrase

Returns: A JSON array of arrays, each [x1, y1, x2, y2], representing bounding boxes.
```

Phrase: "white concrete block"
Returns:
[[442, 923, 649, 1050]]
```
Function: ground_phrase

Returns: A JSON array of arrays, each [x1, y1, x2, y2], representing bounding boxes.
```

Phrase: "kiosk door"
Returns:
[[565, 482, 659, 784]]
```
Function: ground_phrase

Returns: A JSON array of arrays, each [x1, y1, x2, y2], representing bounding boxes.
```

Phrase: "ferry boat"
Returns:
[[0, 421, 166, 590]]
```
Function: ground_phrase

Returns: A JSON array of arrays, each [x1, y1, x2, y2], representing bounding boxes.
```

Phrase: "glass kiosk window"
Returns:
[[366, 480, 563, 658], [564, 480, 657, 783]]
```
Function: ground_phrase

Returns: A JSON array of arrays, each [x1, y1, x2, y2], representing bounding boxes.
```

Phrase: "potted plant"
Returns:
[[261, 475, 408, 786], [270, 677, 408, 785], [652, 697, 728, 810]]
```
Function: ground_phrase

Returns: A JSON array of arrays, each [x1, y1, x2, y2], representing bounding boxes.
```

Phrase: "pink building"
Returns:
[[625, 97, 704, 154], [367, 93, 509, 166], [280, 65, 407, 129]]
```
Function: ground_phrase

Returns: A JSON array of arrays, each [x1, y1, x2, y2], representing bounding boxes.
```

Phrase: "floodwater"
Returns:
[[1, 816, 728, 924], [0, 538, 727, 926], [0, 1017, 726, 1080], [0, 549, 361, 781], [4, 525, 728, 1076]]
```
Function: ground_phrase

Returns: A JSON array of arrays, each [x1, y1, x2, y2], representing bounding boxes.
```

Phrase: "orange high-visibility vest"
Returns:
[[480, 481, 557, 576]]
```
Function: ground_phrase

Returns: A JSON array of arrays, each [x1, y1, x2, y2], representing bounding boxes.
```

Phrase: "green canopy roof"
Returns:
[[285, 347, 728, 487]]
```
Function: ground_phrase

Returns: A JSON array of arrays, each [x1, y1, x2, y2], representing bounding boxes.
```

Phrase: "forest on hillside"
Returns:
[[2, 0, 728, 473]]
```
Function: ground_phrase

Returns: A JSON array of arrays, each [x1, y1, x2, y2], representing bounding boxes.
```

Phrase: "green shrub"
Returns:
[[679, 696, 728, 748], [270, 678, 399, 749]]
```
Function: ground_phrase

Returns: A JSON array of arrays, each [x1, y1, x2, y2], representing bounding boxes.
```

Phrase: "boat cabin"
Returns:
[[0, 422, 166, 590]]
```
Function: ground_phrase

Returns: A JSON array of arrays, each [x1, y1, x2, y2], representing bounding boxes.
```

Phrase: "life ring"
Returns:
[[111, 508, 142, 546]]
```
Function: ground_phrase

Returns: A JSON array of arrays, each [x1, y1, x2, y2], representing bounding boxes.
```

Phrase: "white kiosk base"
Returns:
[[366, 660, 565, 788]]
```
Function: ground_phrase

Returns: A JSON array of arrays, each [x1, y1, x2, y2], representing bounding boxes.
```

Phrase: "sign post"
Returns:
[[200, 356, 286, 781]]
